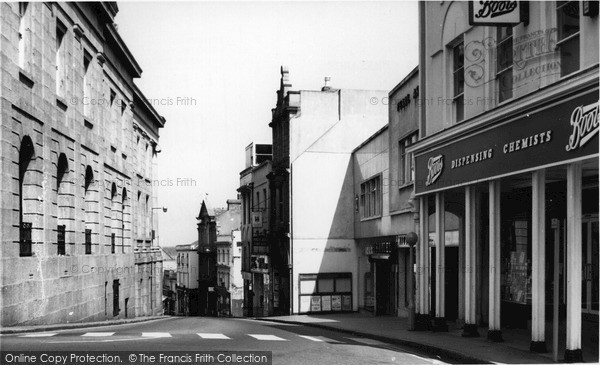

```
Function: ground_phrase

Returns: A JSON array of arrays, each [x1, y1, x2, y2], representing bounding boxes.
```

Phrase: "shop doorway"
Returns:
[[430, 246, 459, 321], [582, 215, 599, 316], [375, 260, 396, 315]]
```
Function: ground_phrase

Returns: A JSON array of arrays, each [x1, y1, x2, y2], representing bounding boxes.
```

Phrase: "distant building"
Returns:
[[215, 200, 241, 317], [161, 246, 178, 315], [161, 246, 178, 272], [0, 2, 165, 326], [238, 143, 273, 317], [268, 67, 388, 314], [162, 270, 176, 315], [175, 243, 199, 316], [196, 198, 218, 316], [229, 229, 243, 317]]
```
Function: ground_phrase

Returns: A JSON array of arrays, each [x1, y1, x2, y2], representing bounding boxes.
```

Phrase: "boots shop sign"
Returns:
[[414, 89, 599, 195], [469, 1, 525, 25]]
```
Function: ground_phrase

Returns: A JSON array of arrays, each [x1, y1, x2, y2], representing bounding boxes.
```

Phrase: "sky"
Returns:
[[116, 1, 419, 246]]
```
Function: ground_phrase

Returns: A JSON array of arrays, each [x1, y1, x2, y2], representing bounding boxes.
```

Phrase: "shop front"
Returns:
[[358, 236, 413, 317], [412, 86, 598, 360]]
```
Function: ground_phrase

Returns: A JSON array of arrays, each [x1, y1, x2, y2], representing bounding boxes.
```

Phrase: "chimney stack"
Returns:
[[322, 77, 332, 91]]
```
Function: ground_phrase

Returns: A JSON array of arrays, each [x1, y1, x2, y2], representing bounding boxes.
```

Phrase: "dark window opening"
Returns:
[[57, 224, 66, 255], [19, 136, 34, 257], [85, 229, 92, 255], [113, 279, 120, 316]]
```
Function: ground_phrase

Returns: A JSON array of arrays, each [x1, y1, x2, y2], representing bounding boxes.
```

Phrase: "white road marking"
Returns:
[[20, 333, 58, 337], [248, 334, 288, 341], [298, 335, 341, 343], [197, 333, 231, 339], [81, 332, 115, 337], [142, 332, 171, 338]]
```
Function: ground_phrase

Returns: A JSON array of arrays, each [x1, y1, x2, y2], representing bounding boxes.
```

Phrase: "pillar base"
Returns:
[[487, 330, 503, 342], [564, 349, 583, 363], [414, 313, 430, 331], [530, 341, 547, 353], [431, 317, 448, 332], [462, 323, 480, 337]]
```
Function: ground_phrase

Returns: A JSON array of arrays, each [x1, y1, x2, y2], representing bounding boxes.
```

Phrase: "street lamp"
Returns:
[[406, 231, 418, 331], [153, 207, 168, 213]]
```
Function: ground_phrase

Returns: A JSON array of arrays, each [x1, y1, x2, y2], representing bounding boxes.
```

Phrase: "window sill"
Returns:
[[84, 118, 94, 129], [18, 68, 34, 88], [398, 182, 414, 191], [390, 208, 413, 216], [360, 215, 382, 222], [56, 96, 68, 111]]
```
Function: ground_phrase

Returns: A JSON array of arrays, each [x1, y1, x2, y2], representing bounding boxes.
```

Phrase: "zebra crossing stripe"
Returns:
[[81, 332, 115, 337], [298, 335, 323, 342], [197, 333, 231, 339], [248, 334, 288, 341], [142, 332, 172, 338], [20, 333, 58, 337], [298, 335, 341, 343]]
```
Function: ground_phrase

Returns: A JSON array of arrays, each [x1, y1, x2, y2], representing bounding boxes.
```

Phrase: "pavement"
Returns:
[[254, 313, 600, 364], [0, 315, 167, 334]]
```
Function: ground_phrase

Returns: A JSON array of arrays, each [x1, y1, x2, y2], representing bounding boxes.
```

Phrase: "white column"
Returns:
[[488, 180, 502, 341], [419, 196, 430, 316], [565, 162, 582, 361], [435, 193, 445, 320], [531, 170, 547, 352], [463, 186, 479, 336]]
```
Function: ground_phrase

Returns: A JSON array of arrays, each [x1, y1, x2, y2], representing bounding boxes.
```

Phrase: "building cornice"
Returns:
[[133, 83, 166, 130], [104, 23, 142, 78]]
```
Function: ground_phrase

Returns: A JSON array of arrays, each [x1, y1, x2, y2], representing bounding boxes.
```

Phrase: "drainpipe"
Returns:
[[288, 164, 293, 315]]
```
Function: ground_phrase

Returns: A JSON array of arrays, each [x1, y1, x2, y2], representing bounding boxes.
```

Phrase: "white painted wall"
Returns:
[[290, 89, 388, 313]]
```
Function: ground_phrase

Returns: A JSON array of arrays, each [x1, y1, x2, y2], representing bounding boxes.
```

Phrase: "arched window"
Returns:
[[56, 153, 69, 255], [84, 166, 94, 254], [19, 136, 35, 256]]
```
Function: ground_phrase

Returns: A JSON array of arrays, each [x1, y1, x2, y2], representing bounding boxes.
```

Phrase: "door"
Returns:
[[582, 215, 599, 315], [445, 247, 459, 320], [375, 260, 395, 315]]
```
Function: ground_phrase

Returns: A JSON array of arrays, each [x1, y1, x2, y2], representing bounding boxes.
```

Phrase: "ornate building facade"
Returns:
[[0, 2, 165, 326]]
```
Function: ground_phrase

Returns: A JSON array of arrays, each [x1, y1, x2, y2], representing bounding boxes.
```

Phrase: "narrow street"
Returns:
[[0, 317, 447, 365]]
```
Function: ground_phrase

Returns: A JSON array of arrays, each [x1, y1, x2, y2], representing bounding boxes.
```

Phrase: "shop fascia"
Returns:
[[414, 90, 599, 195]]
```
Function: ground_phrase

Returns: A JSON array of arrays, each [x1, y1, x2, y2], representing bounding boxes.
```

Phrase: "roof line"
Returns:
[[389, 65, 419, 96]]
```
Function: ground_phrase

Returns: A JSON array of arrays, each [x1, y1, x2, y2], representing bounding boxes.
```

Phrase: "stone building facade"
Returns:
[[0, 2, 165, 326]]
